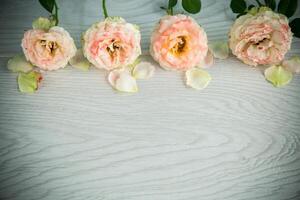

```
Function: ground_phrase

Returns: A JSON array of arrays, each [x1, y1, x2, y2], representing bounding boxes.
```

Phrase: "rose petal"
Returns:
[[7, 54, 33, 73], [186, 68, 212, 90], [132, 61, 155, 79], [228, 10, 292, 66], [197, 49, 214, 69], [18, 71, 42, 93], [149, 14, 208, 71], [22, 26, 77, 71], [209, 41, 229, 59], [69, 49, 91, 71], [264, 65, 293, 87], [282, 56, 300, 74], [32, 17, 52, 30], [108, 69, 138, 93], [82, 17, 141, 71]]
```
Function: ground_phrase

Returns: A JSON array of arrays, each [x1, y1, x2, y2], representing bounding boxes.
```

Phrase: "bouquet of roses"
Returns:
[[7, 0, 300, 94]]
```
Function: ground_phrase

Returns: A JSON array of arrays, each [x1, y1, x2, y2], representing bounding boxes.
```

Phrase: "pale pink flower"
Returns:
[[22, 26, 76, 71], [229, 10, 292, 66], [82, 17, 141, 71], [150, 14, 208, 71]]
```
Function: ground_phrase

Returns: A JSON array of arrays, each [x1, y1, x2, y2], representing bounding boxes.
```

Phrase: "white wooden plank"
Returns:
[[1, 54, 300, 199], [0, 0, 300, 200]]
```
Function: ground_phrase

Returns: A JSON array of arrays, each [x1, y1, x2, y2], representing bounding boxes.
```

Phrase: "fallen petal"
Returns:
[[69, 49, 91, 71], [108, 69, 138, 93], [186, 68, 212, 90], [264, 65, 292, 87], [18, 71, 42, 93], [197, 49, 214, 68], [209, 41, 229, 59], [282, 56, 300, 74], [132, 61, 155, 79], [7, 54, 33, 73]]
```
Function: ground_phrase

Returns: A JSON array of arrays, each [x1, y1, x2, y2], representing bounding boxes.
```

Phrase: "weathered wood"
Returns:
[[0, 0, 300, 200]]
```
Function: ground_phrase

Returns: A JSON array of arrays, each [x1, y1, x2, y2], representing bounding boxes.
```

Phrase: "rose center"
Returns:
[[106, 39, 122, 59], [253, 37, 272, 50], [170, 36, 187, 56], [40, 40, 59, 55]]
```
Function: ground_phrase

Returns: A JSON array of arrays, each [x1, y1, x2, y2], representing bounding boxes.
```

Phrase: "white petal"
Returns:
[[209, 41, 229, 59], [7, 54, 33, 73], [186, 68, 212, 90], [132, 61, 155, 79], [69, 49, 91, 71], [197, 49, 214, 68], [108, 69, 138, 93], [264, 65, 293, 87], [282, 56, 300, 74]]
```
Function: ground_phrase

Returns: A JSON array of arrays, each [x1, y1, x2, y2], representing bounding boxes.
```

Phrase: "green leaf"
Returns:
[[278, 0, 298, 18], [230, 0, 247, 14], [264, 65, 292, 87], [248, 4, 255, 10], [38, 0, 55, 13], [7, 54, 33, 73], [18, 71, 42, 94], [49, 15, 58, 27], [289, 18, 300, 38], [247, 6, 259, 15], [182, 0, 201, 14], [258, 6, 272, 12], [32, 17, 52, 30], [168, 0, 177, 8], [264, 0, 276, 10]]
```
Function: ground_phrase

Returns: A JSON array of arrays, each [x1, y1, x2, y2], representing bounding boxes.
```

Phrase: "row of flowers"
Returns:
[[7, 0, 300, 94]]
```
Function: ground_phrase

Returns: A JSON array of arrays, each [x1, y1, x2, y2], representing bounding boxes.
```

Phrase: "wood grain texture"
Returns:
[[1, 0, 300, 200]]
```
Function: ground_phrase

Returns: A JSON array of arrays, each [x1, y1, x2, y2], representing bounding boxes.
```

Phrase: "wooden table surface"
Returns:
[[1, 0, 300, 200]]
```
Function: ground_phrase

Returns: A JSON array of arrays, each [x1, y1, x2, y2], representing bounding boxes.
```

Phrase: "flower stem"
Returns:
[[167, 7, 173, 15], [53, 0, 59, 25], [102, 0, 109, 18], [167, 0, 173, 15]]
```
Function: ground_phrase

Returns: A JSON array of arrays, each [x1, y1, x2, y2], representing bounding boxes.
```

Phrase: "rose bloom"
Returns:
[[229, 9, 292, 66], [150, 14, 208, 71], [82, 17, 141, 70], [22, 26, 77, 71]]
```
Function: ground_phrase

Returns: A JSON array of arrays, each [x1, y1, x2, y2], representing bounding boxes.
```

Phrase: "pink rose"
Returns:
[[82, 17, 141, 71], [22, 26, 77, 71], [150, 14, 208, 71], [229, 9, 292, 66]]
